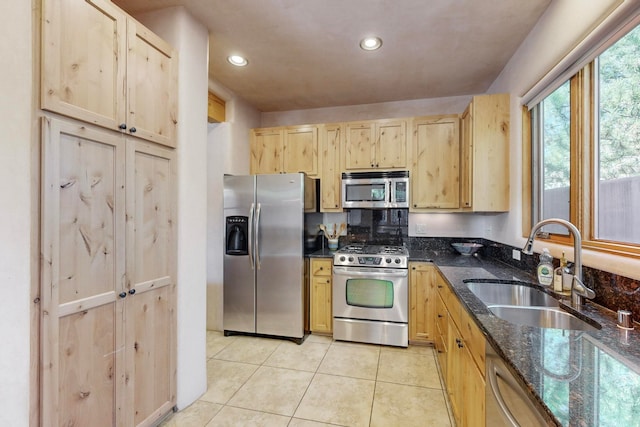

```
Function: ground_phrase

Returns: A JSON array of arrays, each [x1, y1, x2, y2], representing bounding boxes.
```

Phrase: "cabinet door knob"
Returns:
[[438, 314, 443, 318], [119, 123, 127, 130], [129, 289, 136, 295], [129, 127, 137, 133], [119, 292, 127, 298]]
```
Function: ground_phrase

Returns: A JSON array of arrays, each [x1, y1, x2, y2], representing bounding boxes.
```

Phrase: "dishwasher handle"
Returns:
[[488, 359, 521, 427]]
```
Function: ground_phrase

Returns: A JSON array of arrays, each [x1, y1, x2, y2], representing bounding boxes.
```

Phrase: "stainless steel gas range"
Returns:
[[332, 244, 409, 347]]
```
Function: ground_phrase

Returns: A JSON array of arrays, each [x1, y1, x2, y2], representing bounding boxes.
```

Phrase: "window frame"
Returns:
[[524, 54, 640, 259]]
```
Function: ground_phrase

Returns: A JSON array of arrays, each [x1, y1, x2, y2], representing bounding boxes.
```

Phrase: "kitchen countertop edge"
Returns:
[[410, 250, 640, 427]]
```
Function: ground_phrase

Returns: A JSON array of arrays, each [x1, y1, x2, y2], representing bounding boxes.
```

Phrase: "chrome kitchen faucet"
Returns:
[[523, 218, 596, 307]]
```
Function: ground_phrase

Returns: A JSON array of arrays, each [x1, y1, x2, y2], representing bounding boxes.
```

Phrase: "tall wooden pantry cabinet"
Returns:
[[40, 0, 178, 426]]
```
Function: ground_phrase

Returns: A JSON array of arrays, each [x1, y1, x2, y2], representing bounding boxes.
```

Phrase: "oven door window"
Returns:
[[345, 278, 394, 308], [345, 184, 386, 202]]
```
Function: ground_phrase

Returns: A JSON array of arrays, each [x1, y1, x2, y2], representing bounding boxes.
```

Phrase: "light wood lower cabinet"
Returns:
[[409, 262, 437, 343], [310, 259, 333, 333], [435, 271, 485, 427], [41, 117, 176, 427]]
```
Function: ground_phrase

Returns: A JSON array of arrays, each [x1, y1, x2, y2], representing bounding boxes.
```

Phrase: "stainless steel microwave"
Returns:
[[341, 171, 409, 209]]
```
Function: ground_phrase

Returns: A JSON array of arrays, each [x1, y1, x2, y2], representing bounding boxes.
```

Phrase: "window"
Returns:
[[527, 21, 640, 255], [594, 24, 640, 245], [532, 81, 572, 235]]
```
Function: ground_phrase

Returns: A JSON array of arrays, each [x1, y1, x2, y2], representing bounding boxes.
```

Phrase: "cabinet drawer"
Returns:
[[311, 258, 332, 276]]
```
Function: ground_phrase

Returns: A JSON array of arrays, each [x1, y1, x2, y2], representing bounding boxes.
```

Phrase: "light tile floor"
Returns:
[[160, 331, 453, 427]]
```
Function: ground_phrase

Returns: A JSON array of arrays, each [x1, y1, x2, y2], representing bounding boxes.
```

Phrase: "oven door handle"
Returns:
[[333, 266, 408, 277]]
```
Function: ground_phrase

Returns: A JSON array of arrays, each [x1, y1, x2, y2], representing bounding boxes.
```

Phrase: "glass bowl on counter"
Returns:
[[451, 242, 483, 256]]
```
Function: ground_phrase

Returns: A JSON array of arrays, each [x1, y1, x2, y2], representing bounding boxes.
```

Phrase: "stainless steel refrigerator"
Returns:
[[223, 173, 311, 343]]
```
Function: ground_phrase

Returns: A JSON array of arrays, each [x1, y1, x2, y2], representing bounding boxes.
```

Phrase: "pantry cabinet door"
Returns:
[[41, 0, 126, 131], [126, 18, 178, 148], [125, 140, 177, 426], [41, 118, 126, 427]]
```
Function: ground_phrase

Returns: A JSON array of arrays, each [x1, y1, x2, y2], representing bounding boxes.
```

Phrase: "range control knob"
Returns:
[[339, 256, 346, 262], [348, 256, 354, 262], [386, 258, 392, 264], [395, 258, 401, 264]]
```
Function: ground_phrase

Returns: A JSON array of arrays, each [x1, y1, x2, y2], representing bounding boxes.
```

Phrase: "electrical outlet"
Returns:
[[416, 224, 428, 235], [512, 249, 521, 261]]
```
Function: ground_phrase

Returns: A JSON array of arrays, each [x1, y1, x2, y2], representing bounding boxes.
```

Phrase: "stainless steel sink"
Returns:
[[466, 282, 559, 307], [488, 305, 599, 331]]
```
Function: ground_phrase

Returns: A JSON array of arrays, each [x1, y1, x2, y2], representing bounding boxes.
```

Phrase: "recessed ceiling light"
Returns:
[[227, 55, 248, 66], [359, 37, 383, 51]]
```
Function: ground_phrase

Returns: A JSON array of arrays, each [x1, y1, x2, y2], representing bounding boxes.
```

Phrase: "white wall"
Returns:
[[0, 0, 33, 424], [205, 81, 260, 331], [135, 7, 209, 409]]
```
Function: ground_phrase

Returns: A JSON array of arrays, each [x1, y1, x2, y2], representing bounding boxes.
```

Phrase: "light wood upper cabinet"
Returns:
[[126, 20, 178, 147], [42, 0, 178, 147], [250, 125, 319, 176], [284, 126, 319, 175], [410, 115, 460, 210], [344, 119, 407, 170], [320, 124, 342, 212], [250, 128, 284, 174], [460, 93, 510, 211], [207, 92, 226, 123]]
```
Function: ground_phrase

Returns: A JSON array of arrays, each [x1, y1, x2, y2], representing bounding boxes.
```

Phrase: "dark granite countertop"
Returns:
[[414, 251, 640, 426], [306, 248, 335, 258]]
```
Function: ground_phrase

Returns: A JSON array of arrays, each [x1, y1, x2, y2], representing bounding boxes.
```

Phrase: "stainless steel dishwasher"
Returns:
[[486, 343, 549, 426]]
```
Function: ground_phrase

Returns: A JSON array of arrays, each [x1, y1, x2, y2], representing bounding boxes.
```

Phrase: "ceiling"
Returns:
[[113, 0, 551, 112]]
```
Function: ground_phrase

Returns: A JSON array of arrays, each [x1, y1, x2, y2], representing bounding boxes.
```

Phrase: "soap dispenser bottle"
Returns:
[[537, 248, 554, 287], [553, 252, 567, 292]]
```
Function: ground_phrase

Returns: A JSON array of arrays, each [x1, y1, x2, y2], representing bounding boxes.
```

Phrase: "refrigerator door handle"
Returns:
[[248, 202, 255, 270], [255, 202, 262, 269]]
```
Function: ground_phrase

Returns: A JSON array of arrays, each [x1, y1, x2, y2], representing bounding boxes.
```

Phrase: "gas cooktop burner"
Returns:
[[334, 244, 409, 268], [337, 244, 408, 256]]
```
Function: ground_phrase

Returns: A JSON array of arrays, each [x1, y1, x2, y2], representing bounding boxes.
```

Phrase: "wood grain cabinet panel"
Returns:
[[42, 0, 178, 147], [41, 118, 176, 427], [320, 124, 342, 212], [250, 125, 319, 176], [344, 119, 407, 170], [435, 272, 486, 427], [310, 259, 332, 334], [410, 115, 460, 210], [284, 126, 319, 176], [409, 262, 437, 344], [460, 93, 510, 212]]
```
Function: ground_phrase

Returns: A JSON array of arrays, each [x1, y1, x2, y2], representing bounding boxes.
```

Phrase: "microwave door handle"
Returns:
[[386, 180, 393, 205]]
